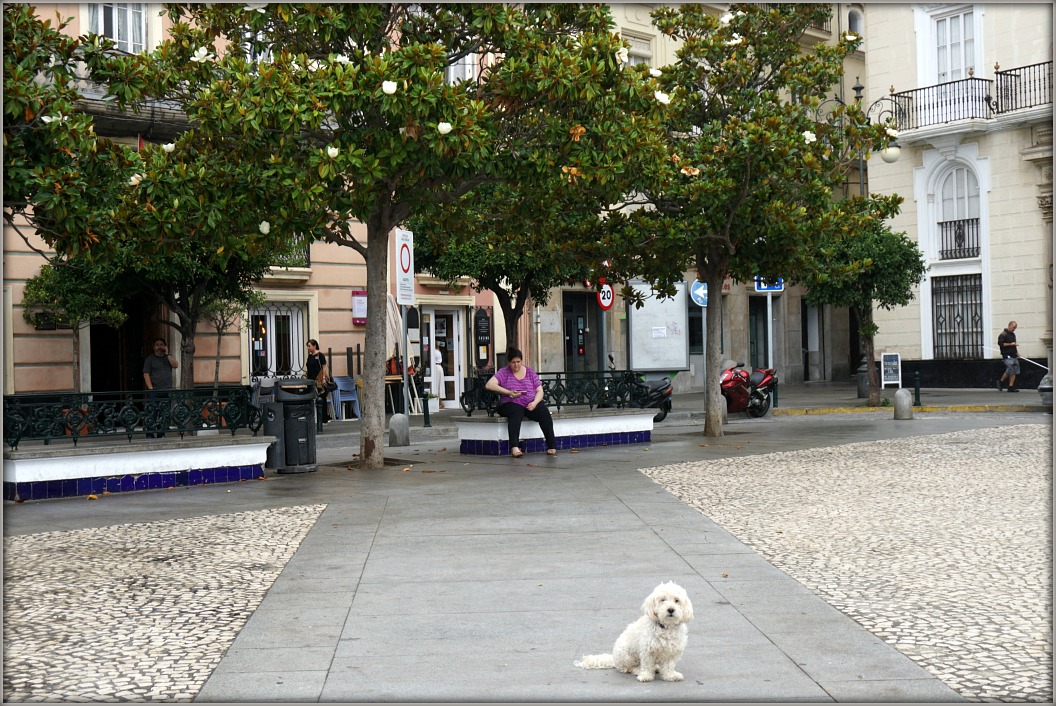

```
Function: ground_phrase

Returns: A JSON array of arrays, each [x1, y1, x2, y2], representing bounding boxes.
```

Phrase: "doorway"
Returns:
[[90, 297, 148, 392], [424, 308, 463, 407], [748, 296, 769, 369], [563, 292, 600, 372]]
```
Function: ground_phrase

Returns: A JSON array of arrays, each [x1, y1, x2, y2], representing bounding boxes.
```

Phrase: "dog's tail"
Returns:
[[574, 653, 615, 669]]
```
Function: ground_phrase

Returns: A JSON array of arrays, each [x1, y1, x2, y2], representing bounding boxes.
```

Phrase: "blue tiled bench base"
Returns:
[[3, 464, 263, 502], [460, 431, 651, 456]]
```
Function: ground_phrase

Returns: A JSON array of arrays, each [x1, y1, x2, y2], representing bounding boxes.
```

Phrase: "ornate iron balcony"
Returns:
[[3, 386, 262, 450]]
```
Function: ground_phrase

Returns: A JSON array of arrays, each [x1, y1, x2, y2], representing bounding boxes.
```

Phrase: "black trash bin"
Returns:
[[273, 378, 318, 474]]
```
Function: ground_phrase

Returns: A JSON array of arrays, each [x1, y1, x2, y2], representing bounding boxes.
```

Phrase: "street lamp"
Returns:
[[850, 76, 905, 194]]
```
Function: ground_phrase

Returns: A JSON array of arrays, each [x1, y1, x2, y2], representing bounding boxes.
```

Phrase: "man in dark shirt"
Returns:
[[997, 321, 1020, 392], [143, 338, 179, 437]]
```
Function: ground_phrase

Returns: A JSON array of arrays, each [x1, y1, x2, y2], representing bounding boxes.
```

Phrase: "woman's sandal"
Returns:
[[511, 448, 524, 458], [546, 449, 557, 456]]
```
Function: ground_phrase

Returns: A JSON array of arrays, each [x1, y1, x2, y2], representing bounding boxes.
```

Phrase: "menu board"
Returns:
[[881, 352, 901, 387]]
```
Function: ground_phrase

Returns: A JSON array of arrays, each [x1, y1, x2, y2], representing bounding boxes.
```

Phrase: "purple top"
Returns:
[[493, 365, 542, 409]]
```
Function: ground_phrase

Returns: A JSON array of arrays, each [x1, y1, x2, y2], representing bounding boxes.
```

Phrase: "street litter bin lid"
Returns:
[[275, 378, 318, 402]]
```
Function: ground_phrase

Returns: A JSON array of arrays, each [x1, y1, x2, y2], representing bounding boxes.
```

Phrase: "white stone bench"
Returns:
[[3, 436, 273, 501], [455, 408, 654, 455]]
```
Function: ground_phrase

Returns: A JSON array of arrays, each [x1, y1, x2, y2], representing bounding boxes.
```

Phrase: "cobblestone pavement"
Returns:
[[642, 423, 1053, 703], [2, 505, 325, 703]]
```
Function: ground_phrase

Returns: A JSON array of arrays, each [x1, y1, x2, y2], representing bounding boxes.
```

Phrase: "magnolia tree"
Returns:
[[411, 177, 638, 350], [587, 4, 902, 436], [96, 3, 668, 467], [5, 5, 319, 389]]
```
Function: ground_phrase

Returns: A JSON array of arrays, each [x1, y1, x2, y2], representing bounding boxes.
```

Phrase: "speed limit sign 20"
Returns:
[[597, 283, 615, 311]]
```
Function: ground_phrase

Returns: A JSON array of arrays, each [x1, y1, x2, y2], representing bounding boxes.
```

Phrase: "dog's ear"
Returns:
[[642, 589, 662, 620], [680, 591, 694, 622]]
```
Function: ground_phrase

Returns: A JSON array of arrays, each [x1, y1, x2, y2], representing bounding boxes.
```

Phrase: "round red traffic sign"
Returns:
[[597, 283, 615, 311], [399, 242, 412, 273]]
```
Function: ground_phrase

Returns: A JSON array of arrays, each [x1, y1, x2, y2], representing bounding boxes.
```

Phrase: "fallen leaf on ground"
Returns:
[[87, 495, 99, 500], [438, 447, 447, 452], [721, 572, 729, 578], [699, 444, 709, 447], [402, 467, 411, 472], [421, 469, 445, 473]]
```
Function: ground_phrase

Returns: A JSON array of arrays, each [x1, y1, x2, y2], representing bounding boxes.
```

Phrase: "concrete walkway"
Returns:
[[2, 383, 1050, 702]]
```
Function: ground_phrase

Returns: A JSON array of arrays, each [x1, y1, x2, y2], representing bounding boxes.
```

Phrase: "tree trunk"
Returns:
[[492, 286, 524, 352], [703, 267, 725, 437], [177, 316, 197, 390], [71, 322, 84, 392], [861, 309, 882, 407], [360, 214, 392, 469], [213, 325, 222, 393]]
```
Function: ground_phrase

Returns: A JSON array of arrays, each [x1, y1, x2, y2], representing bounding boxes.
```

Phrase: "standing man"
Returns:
[[143, 337, 179, 437], [997, 321, 1020, 392]]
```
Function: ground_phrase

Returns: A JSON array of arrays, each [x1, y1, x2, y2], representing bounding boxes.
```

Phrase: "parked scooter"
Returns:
[[607, 355, 674, 423], [719, 361, 778, 418]]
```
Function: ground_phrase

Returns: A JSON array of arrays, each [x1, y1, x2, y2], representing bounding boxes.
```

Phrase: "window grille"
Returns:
[[88, 3, 145, 54], [249, 301, 309, 383], [932, 274, 983, 359]]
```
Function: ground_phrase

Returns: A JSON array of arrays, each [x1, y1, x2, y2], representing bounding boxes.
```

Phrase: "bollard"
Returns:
[[772, 385, 779, 408], [422, 390, 432, 428], [913, 371, 921, 406], [388, 413, 411, 447], [893, 388, 913, 420]]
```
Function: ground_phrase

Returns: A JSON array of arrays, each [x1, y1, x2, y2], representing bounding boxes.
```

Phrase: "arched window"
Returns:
[[938, 167, 981, 259], [848, 8, 863, 36]]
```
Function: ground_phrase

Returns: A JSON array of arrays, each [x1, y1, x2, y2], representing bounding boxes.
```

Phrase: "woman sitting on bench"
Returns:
[[485, 347, 557, 458]]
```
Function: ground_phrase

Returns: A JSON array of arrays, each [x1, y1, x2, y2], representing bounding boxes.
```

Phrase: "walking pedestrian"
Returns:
[[997, 321, 1021, 392]]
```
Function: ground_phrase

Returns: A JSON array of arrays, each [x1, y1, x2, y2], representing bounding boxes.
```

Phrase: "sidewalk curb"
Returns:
[[773, 404, 1047, 415]]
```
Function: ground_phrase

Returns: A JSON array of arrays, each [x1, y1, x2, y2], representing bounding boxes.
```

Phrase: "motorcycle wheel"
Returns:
[[746, 393, 771, 418], [652, 401, 670, 423]]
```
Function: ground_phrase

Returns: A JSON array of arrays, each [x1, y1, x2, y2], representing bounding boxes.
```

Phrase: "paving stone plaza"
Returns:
[[2, 407, 1052, 702], [644, 424, 1052, 702]]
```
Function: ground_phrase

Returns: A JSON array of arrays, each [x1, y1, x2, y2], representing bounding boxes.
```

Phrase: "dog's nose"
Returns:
[[667, 607, 675, 615]]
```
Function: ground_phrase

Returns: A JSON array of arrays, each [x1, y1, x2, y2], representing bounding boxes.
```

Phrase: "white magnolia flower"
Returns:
[[243, 3, 267, 13], [399, 127, 407, 137], [845, 33, 859, 42], [162, 143, 175, 153], [719, 12, 734, 25], [190, 46, 214, 63], [382, 80, 397, 95], [259, 220, 271, 235], [803, 130, 817, 144], [615, 46, 629, 64], [326, 145, 339, 158], [307, 60, 321, 72], [41, 115, 62, 124], [334, 54, 351, 64], [886, 127, 900, 138], [437, 122, 453, 135], [654, 91, 671, 105], [726, 34, 743, 46], [128, 173, 143, 186], [649, 68, 662, 78]]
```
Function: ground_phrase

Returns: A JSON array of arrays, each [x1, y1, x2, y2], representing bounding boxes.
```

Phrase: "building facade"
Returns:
[[865, 3, 1053, 387]]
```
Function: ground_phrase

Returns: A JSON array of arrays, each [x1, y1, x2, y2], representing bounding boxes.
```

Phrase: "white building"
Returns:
[[865, 3, 1052, 387]]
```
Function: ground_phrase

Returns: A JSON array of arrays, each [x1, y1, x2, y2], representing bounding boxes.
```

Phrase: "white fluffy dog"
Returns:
[[575, 581, 694, 682]]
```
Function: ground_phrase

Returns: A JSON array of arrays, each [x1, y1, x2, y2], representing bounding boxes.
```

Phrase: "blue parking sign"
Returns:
[[754, 276, 784, 292]]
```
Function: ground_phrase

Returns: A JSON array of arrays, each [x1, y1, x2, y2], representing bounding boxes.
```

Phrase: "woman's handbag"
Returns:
[[325, 379, 338, 392]]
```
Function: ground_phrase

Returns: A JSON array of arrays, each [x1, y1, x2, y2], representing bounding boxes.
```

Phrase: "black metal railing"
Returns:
[[993, 61, 1053, 113], [892, 78, 994, 130], [891, 61, 1052, 131], [459, 370, 651, 416], [938, 218, 981, 260], [3, 386, 262, 450]]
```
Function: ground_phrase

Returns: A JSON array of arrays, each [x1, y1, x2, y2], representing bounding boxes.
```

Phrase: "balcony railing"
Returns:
[[890, 61, 1052, 131], [993, 61, 1053, 113], [937, 218, 981, 260], [3, 386, 262, 450]]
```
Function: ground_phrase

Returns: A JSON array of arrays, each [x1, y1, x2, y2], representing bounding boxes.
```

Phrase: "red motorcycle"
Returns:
[[720, 362, 779, 418]]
